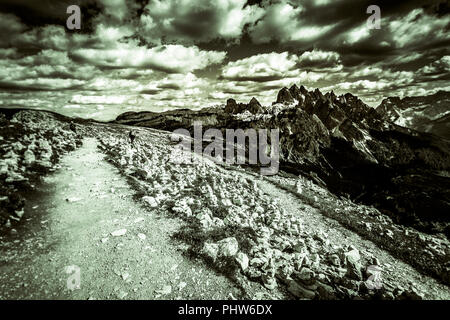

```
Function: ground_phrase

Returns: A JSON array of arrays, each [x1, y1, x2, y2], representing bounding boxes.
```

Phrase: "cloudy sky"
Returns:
[[0, 0, 449, 121]]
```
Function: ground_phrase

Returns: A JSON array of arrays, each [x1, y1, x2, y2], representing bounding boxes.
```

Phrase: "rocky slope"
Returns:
[[114, 85, 450, 238], [0, 109, 83, 230], [376, 91, 450, 140]]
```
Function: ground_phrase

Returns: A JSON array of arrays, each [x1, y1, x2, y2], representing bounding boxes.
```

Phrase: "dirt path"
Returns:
[[226, 168, 450, 300], [0, 138, 238, 300]]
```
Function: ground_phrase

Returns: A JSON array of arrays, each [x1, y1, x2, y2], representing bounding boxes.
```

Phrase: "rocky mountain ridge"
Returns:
[[376, 90, 450, 140]]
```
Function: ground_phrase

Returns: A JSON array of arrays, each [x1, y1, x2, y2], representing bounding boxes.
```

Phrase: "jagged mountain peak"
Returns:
[[276, 87, 295, 104]]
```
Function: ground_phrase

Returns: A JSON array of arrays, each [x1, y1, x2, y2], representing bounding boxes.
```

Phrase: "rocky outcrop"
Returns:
[[248, 97, 263, 114], [376, 91, 450, 139]]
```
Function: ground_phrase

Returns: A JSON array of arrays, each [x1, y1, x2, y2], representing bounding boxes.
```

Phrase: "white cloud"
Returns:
[[344, 23, 370, 45], [248, 2, 334, 44], [298, 49, 342, 70], [221, 52, 299, 80], [157, 72, 207, 89], [70, 95, 129, 105], [99, 0, 129, 21], [72, 43, 226, 73], [418, 56, 450, 75], [389, 9, 450, 49]]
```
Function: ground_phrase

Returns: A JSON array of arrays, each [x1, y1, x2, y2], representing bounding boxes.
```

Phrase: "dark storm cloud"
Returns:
[[138, 0, 264, 45], [0, 0, 103, 34], [247, 0, 450, 64]]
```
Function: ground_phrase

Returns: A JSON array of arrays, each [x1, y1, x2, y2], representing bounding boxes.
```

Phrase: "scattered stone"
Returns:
[[217, 237, 239, 257], [262, 275, 277, 290], [137, 233, 146, 240], [235, 252, 249, 271], [329, 254, 341, 267], [316, 281, 336, 299], [344, 248, 360, 264], [134, 217, 145, 223], [111, 229, 127, 237], [398, 288, 424, 300], [178, 282, 187, 291], [142, 196, 158, 208], [155, 285, 172, 295], [344, 249, 363, 281], [287, 280, 316, 299], [202, 242, 219, 261], [296, 181, 303, 194], [296, 267, 315, 284]]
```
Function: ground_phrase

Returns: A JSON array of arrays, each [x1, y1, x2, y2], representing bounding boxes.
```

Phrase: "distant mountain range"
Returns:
[[376, 90, 450, 140], [114, 85, 450, 237]]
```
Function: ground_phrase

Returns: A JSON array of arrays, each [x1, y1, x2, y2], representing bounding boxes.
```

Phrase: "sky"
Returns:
[[0, 0, 449, 121]]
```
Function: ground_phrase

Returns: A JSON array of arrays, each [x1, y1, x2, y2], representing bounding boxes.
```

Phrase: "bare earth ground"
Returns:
[[0, 118, 449, 300]]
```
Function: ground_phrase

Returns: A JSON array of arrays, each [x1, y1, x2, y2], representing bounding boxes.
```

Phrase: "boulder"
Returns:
[[344, 249, 363, 280], [235, 252, 249, 271], [202, 242, 219, 261], [23, 149, 36, 165], [287, 279, 316, 299], [142, 196, 158, 208], [217, 237, 239, 257]]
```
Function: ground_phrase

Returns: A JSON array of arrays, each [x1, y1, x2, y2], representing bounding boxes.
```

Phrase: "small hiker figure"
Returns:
[[69, 121, 77, 133], [129, 131, 136, 145]]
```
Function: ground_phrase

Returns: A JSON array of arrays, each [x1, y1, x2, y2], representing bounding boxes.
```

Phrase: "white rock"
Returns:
[[23, 149, 35, 165], [221, 198, 233, 207], [178, 282, 187, 291], [344, 249, 360, 264], [296, 182, 303, 194], [121, 272, 130, 281], [14, 209, 24, 219], [155, 285, 172, 295], [142, 196, 158, 207], [235, 252, 249, 271], [233, 196, 244, 206], [218, 237, 239, 257], [111, 229, 127, 237], [117, 291, 128, 299], [137, 233, 146, 240], [202, 242, 219, 261]]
